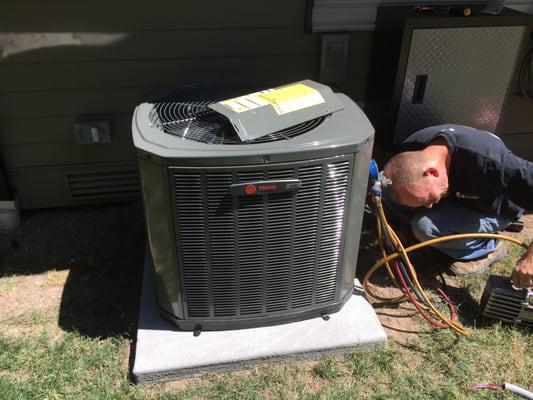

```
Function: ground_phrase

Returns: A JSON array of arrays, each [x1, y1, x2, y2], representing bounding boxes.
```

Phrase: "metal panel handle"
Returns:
[[411, 74, 428, 104]]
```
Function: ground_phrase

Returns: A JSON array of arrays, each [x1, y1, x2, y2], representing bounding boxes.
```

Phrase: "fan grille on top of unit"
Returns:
[[149, 101, 325, 145]]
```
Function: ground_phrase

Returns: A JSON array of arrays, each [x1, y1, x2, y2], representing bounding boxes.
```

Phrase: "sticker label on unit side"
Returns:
[[216, 84, 325, 115]]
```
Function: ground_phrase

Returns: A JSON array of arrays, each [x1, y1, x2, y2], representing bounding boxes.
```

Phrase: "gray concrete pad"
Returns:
[[132, 251, 387, 383]]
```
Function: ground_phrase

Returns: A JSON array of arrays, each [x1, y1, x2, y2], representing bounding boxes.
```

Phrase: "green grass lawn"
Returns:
[[0, 324, 531, 399], [1, 236, 531, 399]]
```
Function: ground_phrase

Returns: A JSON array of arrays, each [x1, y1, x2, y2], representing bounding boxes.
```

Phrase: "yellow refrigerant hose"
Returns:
[[363, 194, 528, 336]]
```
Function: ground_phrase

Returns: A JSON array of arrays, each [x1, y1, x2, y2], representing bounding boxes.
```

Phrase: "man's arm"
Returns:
[[500, 151, 533, 288], [511, 242, 533, 289]]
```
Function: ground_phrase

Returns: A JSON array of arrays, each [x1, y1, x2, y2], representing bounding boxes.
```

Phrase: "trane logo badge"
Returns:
[[244, 184, 257, 195], [230, 180, 301, 196], [244, 184, 278, 195], [245, 184, 279, 195]]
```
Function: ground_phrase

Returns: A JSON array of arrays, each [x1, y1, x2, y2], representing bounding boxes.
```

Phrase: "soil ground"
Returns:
[[0, 202, 145, 342]]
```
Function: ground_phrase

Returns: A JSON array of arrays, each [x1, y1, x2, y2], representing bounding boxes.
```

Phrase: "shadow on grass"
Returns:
[[0, 201, 146, 339]]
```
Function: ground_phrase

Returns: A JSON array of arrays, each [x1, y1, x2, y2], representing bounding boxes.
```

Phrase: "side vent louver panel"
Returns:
[[207, 174, 237, 317], [237, 171, 265, 316], [316, 162, 351, 304], [266, 169, 294, 313], [171, 157, 353, 320], [291, 165, 322, 309], [175, 175, 210, 318]]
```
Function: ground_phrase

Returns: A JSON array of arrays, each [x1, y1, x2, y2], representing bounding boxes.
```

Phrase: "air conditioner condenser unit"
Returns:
[[132, 80, 374, 331]]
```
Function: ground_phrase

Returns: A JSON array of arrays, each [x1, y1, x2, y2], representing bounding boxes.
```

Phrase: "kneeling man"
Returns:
[[383, 124, 533, 289]]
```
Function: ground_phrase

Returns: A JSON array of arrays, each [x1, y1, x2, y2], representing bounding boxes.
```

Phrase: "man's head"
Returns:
[[383, 149, 449, 208]]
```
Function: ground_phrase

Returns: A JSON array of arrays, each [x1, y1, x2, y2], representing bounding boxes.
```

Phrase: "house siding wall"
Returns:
[[0, 1, 531, 208], [0, 1, 372, 208]]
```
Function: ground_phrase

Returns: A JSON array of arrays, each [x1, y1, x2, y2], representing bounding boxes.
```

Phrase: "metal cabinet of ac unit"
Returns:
[[365, 6, 532, 146]]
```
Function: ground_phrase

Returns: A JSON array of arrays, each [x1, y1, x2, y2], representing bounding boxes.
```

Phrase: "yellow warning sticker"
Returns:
[[218, 91, 272, 113], [258, 84, 325, 115], [217, 84, 324, 115]]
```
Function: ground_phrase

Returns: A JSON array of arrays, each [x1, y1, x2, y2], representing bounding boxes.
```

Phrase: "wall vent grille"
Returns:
[[66, 170, 140, 201]]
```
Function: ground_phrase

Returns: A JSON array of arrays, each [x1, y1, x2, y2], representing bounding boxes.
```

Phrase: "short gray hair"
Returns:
[[384, 151, 429, 189]]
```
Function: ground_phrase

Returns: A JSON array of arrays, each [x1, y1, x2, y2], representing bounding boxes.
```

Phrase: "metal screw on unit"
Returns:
[[262, 155, 270, 163]]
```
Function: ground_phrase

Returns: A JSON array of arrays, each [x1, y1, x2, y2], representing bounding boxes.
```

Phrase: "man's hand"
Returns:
[[511, 243, 533, 289]]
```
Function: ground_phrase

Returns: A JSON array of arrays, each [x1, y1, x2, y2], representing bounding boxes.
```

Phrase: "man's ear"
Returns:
[[423, 167, 439, 177]]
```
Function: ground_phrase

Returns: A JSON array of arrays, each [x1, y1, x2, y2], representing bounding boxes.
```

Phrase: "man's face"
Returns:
[[392, 177, 448, 209]]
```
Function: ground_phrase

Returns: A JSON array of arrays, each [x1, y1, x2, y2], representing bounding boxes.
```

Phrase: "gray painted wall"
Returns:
[[0, 1, 531, 208]]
